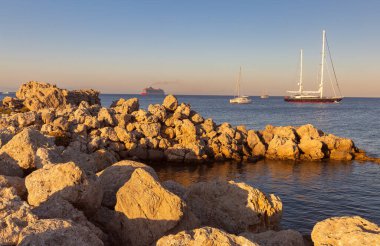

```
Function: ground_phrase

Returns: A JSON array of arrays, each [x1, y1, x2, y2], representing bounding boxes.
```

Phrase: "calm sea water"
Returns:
[[3, 93, 379, 233]]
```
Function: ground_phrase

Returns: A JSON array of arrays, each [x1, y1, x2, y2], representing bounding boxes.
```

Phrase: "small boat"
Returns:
[[285, 30, 343, 103], [230, 67, 252, 104], [260, 95, 269, 99]]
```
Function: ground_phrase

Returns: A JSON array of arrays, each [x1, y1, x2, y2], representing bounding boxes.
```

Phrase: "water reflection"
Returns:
[[151, 160, 380, 234]]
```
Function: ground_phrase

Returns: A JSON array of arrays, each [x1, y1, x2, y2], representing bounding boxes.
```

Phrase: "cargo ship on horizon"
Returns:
[[140, 86, 165, 96]]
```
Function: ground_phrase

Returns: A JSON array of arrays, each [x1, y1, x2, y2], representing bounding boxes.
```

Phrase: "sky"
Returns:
[[0, 0, 379, 96]]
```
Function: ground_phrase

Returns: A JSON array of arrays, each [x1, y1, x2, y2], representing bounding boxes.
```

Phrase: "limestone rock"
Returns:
[[115, 168, 185, 246], [296, 124, 323, 139], [247, 130, 267, 157], [148, 104, 167, 122], [266, 135, 300, 160], [162, 180, 187, 199], [17, 219, 103, 246], [97, 160, 158, 208], [111, 97, 139, 114], [139, 122, 161, 137], [32, 196, 106, 242], [273, 126, 298, 141], [311, 216, 380, 246], [16, 81, 67, 111], [157, 227, 258, 246], [0, 175, 26, 198], [25, 162, 102, 215], [184, 180, 282, 234], [241, 230, 304, 246], [0, 187, 38, 245], [330, 149, 353, 160], [163, 94, 178, 111], [0, 128, 54, 170], [299, 136, 325, 160], [66, 89, 100, 106]]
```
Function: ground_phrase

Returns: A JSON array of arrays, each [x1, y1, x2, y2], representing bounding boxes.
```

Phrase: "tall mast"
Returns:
[[319, 30, 326, 98], [237, 66, 242, 97], [299, 49, 303, 94]]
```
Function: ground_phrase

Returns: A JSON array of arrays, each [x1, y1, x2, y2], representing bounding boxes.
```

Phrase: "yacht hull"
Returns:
[[284, 97, 342, 103]]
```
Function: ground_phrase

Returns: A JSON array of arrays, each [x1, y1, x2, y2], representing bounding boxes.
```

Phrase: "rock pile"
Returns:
[[0, 81, 369, 166]]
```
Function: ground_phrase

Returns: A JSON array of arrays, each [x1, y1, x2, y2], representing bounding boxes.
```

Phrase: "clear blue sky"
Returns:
[[0, 0, 379, 96]]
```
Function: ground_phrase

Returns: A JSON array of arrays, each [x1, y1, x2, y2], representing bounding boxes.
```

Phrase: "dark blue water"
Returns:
[[101, 94, 380, 234]]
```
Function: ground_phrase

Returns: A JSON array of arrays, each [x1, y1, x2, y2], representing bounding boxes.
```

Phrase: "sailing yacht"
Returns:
[[284, 30, 343, 103], [230, 67, 252, 104]]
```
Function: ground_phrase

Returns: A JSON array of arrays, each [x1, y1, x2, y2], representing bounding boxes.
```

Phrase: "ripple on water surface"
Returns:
[[151, 160, 380, 234]]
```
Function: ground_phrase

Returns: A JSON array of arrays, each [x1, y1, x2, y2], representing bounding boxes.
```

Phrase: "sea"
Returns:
[[2, 93, 380, 234]]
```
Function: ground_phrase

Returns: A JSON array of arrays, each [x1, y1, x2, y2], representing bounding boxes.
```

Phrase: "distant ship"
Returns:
[[229, 67, 252, 104], [284, 30, 343, 103], [260, 94, 269, 99], [140, 86, 165, 96]]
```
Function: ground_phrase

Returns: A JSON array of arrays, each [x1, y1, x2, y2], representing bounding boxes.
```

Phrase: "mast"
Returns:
[[319, 30, 326, 98], [299, 49, 303, 94], [237, 66, 242, 97]]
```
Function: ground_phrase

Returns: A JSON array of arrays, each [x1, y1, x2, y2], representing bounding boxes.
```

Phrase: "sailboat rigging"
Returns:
[[284, 30, 343, 103], [229, 67, 252, 104]]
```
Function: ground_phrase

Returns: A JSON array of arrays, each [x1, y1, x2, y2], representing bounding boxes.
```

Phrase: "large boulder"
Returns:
[[247, 130, 267, 157], [0, 128, 55, 171], [0, 187, 38, 245], [184, 180, 282, 234], [296, 124, 323, 139], [16, 81, 67, 111], [66, 89, 100, 106], [17, 219, 103, 246], [311, 216, 380, 246], [240, 230, 304, 246], [97, 160, 158, 208], [114, 168, 185, 246], [25, 162, 102, 215], [156, 227, 258, 246], [111, 97, 139, 114]]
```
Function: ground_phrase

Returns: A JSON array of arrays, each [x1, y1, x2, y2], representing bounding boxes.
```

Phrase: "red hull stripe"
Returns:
[[284, 97, 343, 103]]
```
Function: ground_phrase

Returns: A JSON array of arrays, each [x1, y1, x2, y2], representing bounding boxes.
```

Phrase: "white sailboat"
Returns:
[[229, 67, 252, 104], [285, 30, 343, 103]]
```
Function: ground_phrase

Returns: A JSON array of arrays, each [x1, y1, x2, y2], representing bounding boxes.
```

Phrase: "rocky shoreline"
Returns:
[[1, 81, 379, 245]]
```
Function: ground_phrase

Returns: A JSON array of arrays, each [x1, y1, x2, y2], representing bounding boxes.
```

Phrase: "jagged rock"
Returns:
[[16, 111, 39, 127], [173, 103, 191, 119], [241, 230, 304, 246], [97, 160, 158, 208], [139, 122, 161, 137], [25, 162, 102, 215], [17, 219, 103, 246], [266, 135, 300, 160], [16, 81, 67, 111], [311, 216, 380, 246], [2, 96, 24, 109], [330, 149, 353, 160], [66, 89, 100, 106], [32, 196, 106, 242], [184, 180, 282, 234], [0, 175, 26, 198], [157, 227, 258, 246], [115, 168, 185, 246], [299, 136, 325, 160], [100, 127, 119, 142], [0, 128, 55, 170], [148, 104, 167, 122], [190, 111, 204, 124], [247, 130, 266, 157], [296, 124, 323, 139], [0, 187, 38, 245], [90, 206, 122, 244], [0, 127, 16, 148], [97, 108, 116, 126], [163, 94, 178, 111], [111, 97, 139, 114]]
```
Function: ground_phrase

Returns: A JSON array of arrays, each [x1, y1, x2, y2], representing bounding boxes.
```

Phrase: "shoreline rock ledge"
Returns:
[[1, 81, 377, 165]]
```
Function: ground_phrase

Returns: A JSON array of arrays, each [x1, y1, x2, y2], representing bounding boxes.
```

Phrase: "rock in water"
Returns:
[[311, 216, 380, 246], [184, 180, 282, 234], [114, 168, 185, 246], [17, 219, 103, 246], [156, 227, 258, 246], [25, 162, 102, 215]]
